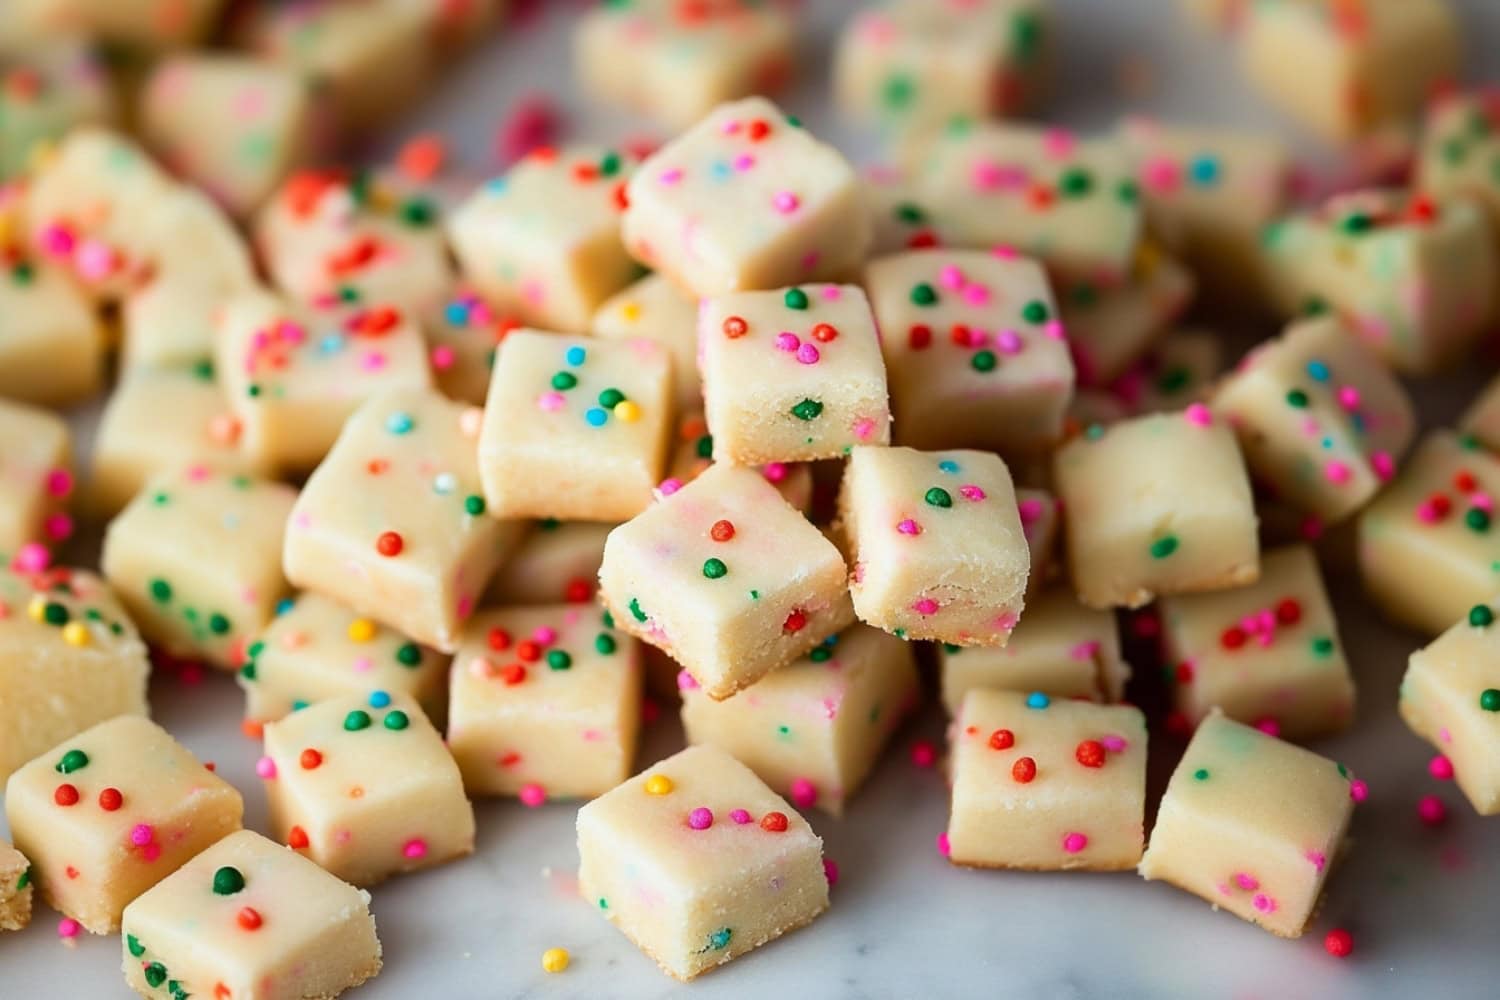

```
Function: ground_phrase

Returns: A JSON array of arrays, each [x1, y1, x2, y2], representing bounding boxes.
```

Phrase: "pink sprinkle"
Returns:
[[44, 513, 74, 541], [57, 918, 80, 939], [431, 345, 456, 370], [1417, 794, 1447, 826], [796, 343, 821, 365], [688, 807, 714, 830], [1142, 157, 1181, 194], [936, 832, 951, 856], [402, 838, 428, 859], [352, 656, 372, 674], [938, 265, 965, 289], [518, 783, 547, 807], [774, 332, 800, 352], [537, 391, 566, 412], [1254, 717, 1280, 737], [853, 416, 877, 440], [1305, 850, 1327, 872], [676, 670, 699, 691], [1429, 754, 1455, 780], [1062, 832, 1088, 853], [1101, 734, 1128, 753], [733, 154, 755, 172], [762, 463, 788, 483], [658, 477, 683, 497], [1234, 872, 1259, 891], [1350, 779, 1369, 802], [991, 244, 1018, 259], [958, 484, 986, 501], [1018, 498, 1044, 524], [255, 756, 277, 779], [45, 468, 73, 496], [729, 809, 752, 824], [896, 518, 921, 536], [360, 351, 387, 372], [823, 858, 839, 887], [972, 160, 1025, 191], [772, 191, 800, 214], [910, 740, 937, 768], [1184, 403, 1213, 426], [658, 168, 683, 185], [39, 223, 75, 256], [820, 285, 842, 300], [185, 464, 210, 482], [1325, 460, 1352, 484], [1252, 894, 1277, 914], [1336, 385, 1361, 410], [130, 824, 154, 846], [912, 598, 940, 615], [996, 329, 1023, 354], [1371, 450, 1395, 480], [142, 843, 161, 862], [532, 626, 557, 645], [1041, 128, 1076, 159], [75, 239, 116, 280], [961, 284, 991, 306], [1473, 491, 1495, 512], [789, 778, 818, 808], [1416, 501, 1442, 524], [1043, 320, 1066, 340], [12, 542, 50, 573]]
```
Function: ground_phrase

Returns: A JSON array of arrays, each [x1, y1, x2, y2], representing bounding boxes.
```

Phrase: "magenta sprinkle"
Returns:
[[688, 807, 714, 830]]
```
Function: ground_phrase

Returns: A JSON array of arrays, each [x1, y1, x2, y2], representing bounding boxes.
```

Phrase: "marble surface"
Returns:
[[5, 1, 1500, 997]]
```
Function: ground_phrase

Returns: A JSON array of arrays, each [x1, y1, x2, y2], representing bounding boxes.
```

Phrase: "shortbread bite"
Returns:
[[0, 398, 71, 559], [0, 568, 149, 782], [598, 463, 854, 700], [1139, 710, 1356, 938], [449, 146, 637, 333], [1160, 545, 1354, 741], [120, 830, 381, 1000], [485, 520, 614, 606], [662, 412, 816, 513], [840, 446, 1028, 645], [4, 716, 244, 934], [425, 288, 510, 406], [286, 388, 520, 653], [1358, 432, 1500, 636], [862, 165, 955, 253], [0, 40, 113, 180], [261, 691, 474, 886], [478, 331, 672, 522], [681, 624, 918, 815], [947, 689, 1147, 871], [1215, 316, 1414, 524], [1055, 409, 1259, 609], [449, 603, 642, 800], [591, 273, 702, 415], [103, 469, 296, 669], [1057, 240, 1195, 386], [1400, 602, 1500, 814], [700, 284, 891, 464], [622, 97, 871, 297], [577, 745, 829, 981], [0, 256, 105, 407], [938, 586, 1128, 713], [237, 593, 450, 726], [119, 279, 229, 374], [1418, 90, 1500, 234], [1110, 330, 1223, 417], [0, 840, 31, 932]]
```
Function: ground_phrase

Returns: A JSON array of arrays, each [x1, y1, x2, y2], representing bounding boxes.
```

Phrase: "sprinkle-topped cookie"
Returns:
[[0, 398, 72, 562], [0, 252, 105, 407], [591, 272, 703, 415]]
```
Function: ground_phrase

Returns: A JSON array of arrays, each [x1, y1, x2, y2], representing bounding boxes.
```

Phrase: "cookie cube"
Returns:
[[662, 412, 815, 513], [1058, 240, 1195, 386], [1418, 90, 1500, 234], [1262, 189, 1495, 375], [1139, 710, 1356, 937], [1055, 409, 1259, 609], [577, 744, 829, 982], [478, 330, 672, 522], [1215, 316, 1414, 524], [839, 446, 1029, 645], [623, 97, 871, 298], [0, 257, 105, 407], [141, 55, 312, 217], [917, 124, 1143, 282], [0, 398, 72, 560], [700, 284, 891, 464], [102, 468, 297, 669], [591, 272, 702, 414], [238, 593, 449, 726], [939, 586, 1128, 713], [0, 840, 31, 932], [120, 279, 226, 374], [598, 463, 854, 700], [1110, 329, 1224, 416], [681, 625, 918, 815], [0, 40, 113, 181], [947, 689, 1147, 870], [575, 0, 793, 129], [449, 603, 641, 799], [120, 829, 381, 1000], [4, 716, 244, 933], [449, 146, 636, 333], [1237, 0, 1457, 142], [1461, 373, 1500, 453], [1160, 545, 1353, 741], [1401, 602, 1500, 814], [215, 290, 433, 474], [484, 520, 613, 606], [834, 0, 1048, 133], [89, 368, 255, 517], [286, 388, 519, 652], [260, 691, 473, 885], [0, 568, 149, 781], [424, 289, 508, 406], [865, 249, 1075, 456], [1358, 432, 1500, 636]]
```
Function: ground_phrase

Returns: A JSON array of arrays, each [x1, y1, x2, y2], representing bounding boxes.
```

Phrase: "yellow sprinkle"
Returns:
[[61, 622, 91, 647], [27, 595, 47, 623], [347, 618, 377, 643], [614, 400, 642, 423], [643, 774, 673, 795], [620, 302, 642, 322], [541, 948, 570, 973]]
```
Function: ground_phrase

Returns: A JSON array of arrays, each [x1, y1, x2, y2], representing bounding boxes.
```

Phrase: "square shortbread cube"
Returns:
[[700, 283, 891, 463], [120, 829, 381, 1000], [1056, 240, 1195, 386], [662, 412, 816, 513], [864, 249, 1075, 456], [839, 445, 1029, 645], [592, 273, 703, 415], [89, 367, 257, 518], [577, 744, 829, 982], [103, 468, 297, 669], [1358, 432, 1500, 636], [237, 592, 450, 727], [1139, 710, 1356, 938], [119, 280, 228, 374], [1055, 409, 1259, 609], [449, 603, 642, 800], [0, 398, 72, 560], [285, 388, 520, 652], [0, 40, 112, 181], [424, 288, 508, 407], [478, 330, 673, 522], [938, 586, 1128, 714], [448, 146, 638, 333], [947, 689, 1148, 870], [0, 840, 31, 932], [1110, 329, 1225, 417], [681, 624, 919, 815], [622, 96, 871, 298], [0, 568, 150, 781], [598, 463, 855, 700], [1215, 316, 1415, 525], [215, 289, 433, 475], [260, 691, 474, 886], [4, 716, 243, 934], [1159, 544, 1355, 741], [0, 257, 105, 407], [485, 520, 614, 606], [1400, 600, 1500, 815], [1418, 91, 1500, 235]]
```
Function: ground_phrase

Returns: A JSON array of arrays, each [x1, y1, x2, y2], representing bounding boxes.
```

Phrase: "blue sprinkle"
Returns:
[[484, 176, 508, 194], [822, 634, 838, 647], [1188, 155, 1220, 185], [291, 700, 308, 712], [444, 301, 470, 326], [369, 690, 392, 709], [938, 460, 960, 474], [565, 346, 587, 366], [274, 598, 295, 616], [1306, 360, 1330, 382], [1025, 692, 1050, 709], [318, 333, 346, 355], [386, 411, 415, 434], [1321, 437, 1334, 450], [1350, 411, 1367, 434], [710, 160, 733, 181], [585, 408, 608, 427]]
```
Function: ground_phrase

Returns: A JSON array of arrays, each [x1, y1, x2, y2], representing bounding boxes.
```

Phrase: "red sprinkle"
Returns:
[[502, 664, 527, 685], [287, 826, 310, 849], [1011, 757, 1037, 783], [811, 323, 838, 342], [299, 749, 323, 770], [397, 134, 446, 181], [988, 729, 1015, 751], [1417, 794, 1447, 826], [1220, 626, 1246, 650], [487, 627, 512, 651], [723, 316, 748, 339], [1075, 740, 1106, 768], [54, 783, 79, 806], [237, 907, 263, 931], [1275, 598, 1302, 626], [747, 119, 771, 141], [98, 787, 123, 811], [710, 519, 736, 542], [564, 577, 593, 603], [516, 640, 541, 662], [760, 811, 788, 832], [908, 324, 933, 349], [783, 610, 806, 634], [376, 531, 404, 557], [910, 740, 937, 768], [1324, 928, 1354, 958]]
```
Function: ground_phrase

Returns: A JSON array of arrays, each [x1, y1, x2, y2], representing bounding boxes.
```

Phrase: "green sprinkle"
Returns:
[[191, 358, 214, 381], [602, 609, 615, 628], [464, 494, 486, 516], [127, 934, 143, 957], [239, 661, 257, 682], [42, 602, 68, 626], [895, 201, 926, 224], [344, 710, 371, 731], [1285, 388, 1309, 408], [1149, 535, 1179, 559], [55, 749, 88, 774], [1468, 507, 1492, 533], [395, 643, 422, 667], [547, 650, 572, 670], [208, 613, 231, 635], [1481, 689, 1500, 712], [384, 710, 410, 730], [783, 288, 809, 310], [149, 579, 172, 603], [1470, 605, 1495, 628], [1156, 367, 1190, 395], [598, 897, 609, 909], [1021, 300, 1049, 323], [628, 597, 647, 622], [882, 73, 915, 108], [809, 647, 831, 663], [924, 487, 953, 508], [1340, 212, 1373, 235], [694, 434, 713, 459], [599, 387, 626, 409], [702, 558, 728, 579], [400, 198, 435, 226], [910, 282, 938, 306], [551, 371, 578, 391], [212, 866, 245, 895], [790, 398, 823, 421], [1311, 636, 1335, 658], [1193, 768, 1210, 781], [145, 963, 167, 988], [1059, 167, 1093, 196], [971, 349, 997, 372], [600, 151, 622, 176], [595, 633, 617, 655]]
